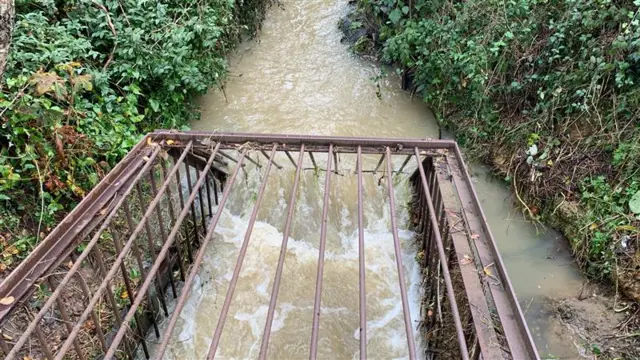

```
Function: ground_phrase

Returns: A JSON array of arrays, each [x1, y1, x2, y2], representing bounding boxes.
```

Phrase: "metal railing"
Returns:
[[0, 131, 539, 359]]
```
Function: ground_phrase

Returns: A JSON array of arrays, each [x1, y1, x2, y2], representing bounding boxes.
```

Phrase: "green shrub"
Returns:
[[0, 0, 268, 261], [358, 0, 640, 282]]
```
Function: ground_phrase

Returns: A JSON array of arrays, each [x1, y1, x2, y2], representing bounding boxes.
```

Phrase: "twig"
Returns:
[[92, 1, 118, 71], [512, 162, 535, 220], [524, 297, 534, 315], [34, 160, 45, 246], [0, 83, 30, 118]]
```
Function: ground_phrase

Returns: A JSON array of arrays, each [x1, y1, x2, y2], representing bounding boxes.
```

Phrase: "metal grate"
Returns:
[[0, 131, 539, 359]]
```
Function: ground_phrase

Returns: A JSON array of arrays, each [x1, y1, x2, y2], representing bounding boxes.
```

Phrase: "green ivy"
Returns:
[[0, 0, 269, 260]]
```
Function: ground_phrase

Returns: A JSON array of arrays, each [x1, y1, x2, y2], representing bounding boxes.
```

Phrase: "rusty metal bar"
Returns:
[[261, 149, 282, 169], [218, 150, 248, 167], [194, 165, 209, 238], [308, 151, 318, 171], [160, 159, 187, 281], [81, 248, 128, 355], [123, 199, 161, 339], [3, 146, 163, 360], [147, 170, 178, 299], [135, 183, 171, 315], [153, 130, 456, 151], [333, 151, 339, 174], [48, 278, 86, 360], [104, 144, 222, 359], [284, 150, 297, 167], [74, 264, 109, 353], [373, 152, 385, 174], [357, 146, 366, 359], [205, 172, 214, 216], [184, 156, 201, 247], [110, 225, 151, 358], [384, 147, 417, 360], [213, 177, 220, 205], [259, 146, 305, 359], [172, 158, 194, 263], [414, 147, 470, 359], [207, 144, 279, 359], [0, 335, 9, 355], [34, 320, 54, 360], [309, 144, 333, 360], [397, 154, 412, 173], [153, 149, 248, 360]]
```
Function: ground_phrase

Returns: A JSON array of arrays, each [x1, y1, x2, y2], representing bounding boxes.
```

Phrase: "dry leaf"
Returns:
[[2, 332, 13, 340], [460, 254, 473, 265], [483, 266, 493, 277], [0, 296, 15, 305], [470, 233, 480, 240], [99, 208, 108, 216], [147, 137, 152, 146], [23, 356, 33, 360], [143, 156, 150, 162], [166, 140, 175, 145], [66, 260, 74, 269], [0, 262, 6, 272], [120, 290, 129, 299]]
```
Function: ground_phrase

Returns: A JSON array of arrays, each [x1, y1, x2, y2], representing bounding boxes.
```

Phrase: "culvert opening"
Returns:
[[0, 132, 539, 359]]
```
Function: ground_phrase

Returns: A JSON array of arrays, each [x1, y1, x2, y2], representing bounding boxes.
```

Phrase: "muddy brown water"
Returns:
[[142, 0, 590, 358]]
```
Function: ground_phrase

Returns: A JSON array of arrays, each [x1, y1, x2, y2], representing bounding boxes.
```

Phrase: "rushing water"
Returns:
[[149, 0, 589, 358]]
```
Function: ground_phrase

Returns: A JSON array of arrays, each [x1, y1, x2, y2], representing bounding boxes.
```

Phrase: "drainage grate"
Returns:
[[0, 131, 539, 359]]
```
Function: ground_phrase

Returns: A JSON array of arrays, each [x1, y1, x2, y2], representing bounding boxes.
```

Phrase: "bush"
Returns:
[[0, 0, 268, 265], [357, 0, 640, 289]]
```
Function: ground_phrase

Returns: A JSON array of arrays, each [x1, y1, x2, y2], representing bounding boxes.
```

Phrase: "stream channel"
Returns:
[[144, 1, 588, 358]]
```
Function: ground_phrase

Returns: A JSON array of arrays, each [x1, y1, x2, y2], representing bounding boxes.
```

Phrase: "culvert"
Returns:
[[0, 132, 539, 359]]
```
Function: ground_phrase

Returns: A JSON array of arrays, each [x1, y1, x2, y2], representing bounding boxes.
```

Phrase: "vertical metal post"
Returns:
[[173, 160, 194, 263], [34, 322, 54, 360], [206, 144, 279, 359], [259, 147, 305, 359], [384, 147, 417, 360], [309, 144, 333, 360], [147, 170, 178, 299], [110, 226, 151, 358], [135, 183, 170, 315], [357, 146, 367, 359], [48, 278, 86, 360], [160, 159, 187, 281], [184, 156, 201, 245]]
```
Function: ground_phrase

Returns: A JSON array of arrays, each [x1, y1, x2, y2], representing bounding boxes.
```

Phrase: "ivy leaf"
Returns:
[[30, 71, 65, 96], [389, 8, 402, 25], [149, 99, 160, 112], [72, 74, 93, 93], [629, 190, 640, 214], [402, 6, 410, 14]]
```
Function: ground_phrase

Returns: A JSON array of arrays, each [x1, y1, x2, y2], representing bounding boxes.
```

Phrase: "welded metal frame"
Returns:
[[0, 131, 539, 360]]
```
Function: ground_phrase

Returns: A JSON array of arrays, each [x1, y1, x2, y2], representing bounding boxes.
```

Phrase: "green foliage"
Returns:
[[0, 0, 269, 257], [358, 0, 640, 282]]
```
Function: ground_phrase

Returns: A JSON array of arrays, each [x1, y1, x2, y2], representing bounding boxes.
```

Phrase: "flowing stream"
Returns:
[[148, 0, 589, 358]]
